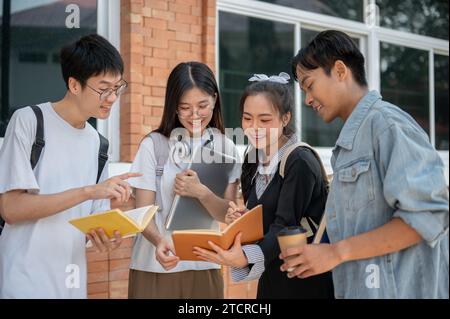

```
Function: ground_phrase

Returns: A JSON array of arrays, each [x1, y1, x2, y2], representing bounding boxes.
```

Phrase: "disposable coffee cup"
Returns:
[[277, 226, 307, 272]]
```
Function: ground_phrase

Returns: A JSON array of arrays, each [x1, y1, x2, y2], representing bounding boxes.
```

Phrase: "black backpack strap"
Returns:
[[97, 132, 109, 183], [29, 105, 45, 169], [279, 141, 330, 244]]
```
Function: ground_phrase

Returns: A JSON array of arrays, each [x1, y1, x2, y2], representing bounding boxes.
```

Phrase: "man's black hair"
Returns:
[[60, 34, 124, 88], [292, 30, 368, 87]]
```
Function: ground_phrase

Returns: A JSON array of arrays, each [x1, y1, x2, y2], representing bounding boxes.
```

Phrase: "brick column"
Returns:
[[120, 0, 145, 162], [119, 0, 217, 162]]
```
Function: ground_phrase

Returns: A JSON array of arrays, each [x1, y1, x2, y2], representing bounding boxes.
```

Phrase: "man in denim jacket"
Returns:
[[280, 30, 448, 298]]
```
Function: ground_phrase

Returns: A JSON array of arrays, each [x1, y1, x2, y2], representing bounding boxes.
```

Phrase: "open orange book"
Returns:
[[172, 205, 263, 261], [69, 205, 158, 239]]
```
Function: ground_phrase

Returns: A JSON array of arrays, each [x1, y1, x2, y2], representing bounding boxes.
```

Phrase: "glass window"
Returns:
[[258, 0, 364, 22], [435, 54, 449, 150], [380, 43, 430, 134], [376, 0, 448, 40], [1, 0, 97, 137], [219, 11, 295, 136]]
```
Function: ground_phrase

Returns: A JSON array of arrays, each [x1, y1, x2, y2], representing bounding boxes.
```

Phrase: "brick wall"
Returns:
[[119, 0, 216, 162], [87, 238, 133, 299], [86, 0, 258, 299], [87, 238, 257, 299]]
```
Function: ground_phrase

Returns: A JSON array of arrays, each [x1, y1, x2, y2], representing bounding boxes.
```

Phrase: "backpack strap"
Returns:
[[279, 141, 330, 244], [148, 132, 170, 212], [97, 132, 109, 183], [29, 105, 45, 169], [279, 141, 330, 192]]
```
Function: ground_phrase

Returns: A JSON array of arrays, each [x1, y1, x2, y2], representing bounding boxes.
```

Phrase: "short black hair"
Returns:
[[292, 30, 368, 87], [60, 34, 124, 88]]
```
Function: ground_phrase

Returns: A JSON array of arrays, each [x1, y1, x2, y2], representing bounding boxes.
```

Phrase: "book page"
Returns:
[[126, 206, 153, 226], [174, 229, 219, 234]]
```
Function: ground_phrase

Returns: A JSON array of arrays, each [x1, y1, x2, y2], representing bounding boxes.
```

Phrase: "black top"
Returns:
[[243, 147, 334, 299]]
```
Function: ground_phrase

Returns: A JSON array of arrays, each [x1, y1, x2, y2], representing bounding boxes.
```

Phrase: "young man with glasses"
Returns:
[[0, 34, 139, 298]]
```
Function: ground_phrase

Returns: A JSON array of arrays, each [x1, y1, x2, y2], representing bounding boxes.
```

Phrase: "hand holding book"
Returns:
[[193, 232, 250, 268], [86, 228, 123, 253], [172, 205, 263, 261]]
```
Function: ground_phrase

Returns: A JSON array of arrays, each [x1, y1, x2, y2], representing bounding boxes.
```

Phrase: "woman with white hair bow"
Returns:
[[193, 72, 334, 299]]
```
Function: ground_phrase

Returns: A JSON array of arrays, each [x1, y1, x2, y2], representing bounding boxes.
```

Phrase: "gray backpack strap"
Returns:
[[279, 142, 330, 244], [148, 132, 169, 212]]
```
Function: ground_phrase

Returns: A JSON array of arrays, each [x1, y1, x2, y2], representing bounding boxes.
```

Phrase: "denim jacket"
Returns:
[[326, 90, 449, 299]]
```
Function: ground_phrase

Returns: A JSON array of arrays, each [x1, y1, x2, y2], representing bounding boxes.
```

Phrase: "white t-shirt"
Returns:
[[0, 102, 109, 299], [129, 131, 242, 273]]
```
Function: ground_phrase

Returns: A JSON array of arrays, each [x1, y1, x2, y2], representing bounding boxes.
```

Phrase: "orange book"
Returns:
[[172, 205, 263, 261]]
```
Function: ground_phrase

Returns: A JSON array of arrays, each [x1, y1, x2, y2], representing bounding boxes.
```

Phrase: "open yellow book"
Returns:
[[69, 205, 158, 239], [172, 205, 263, 261]]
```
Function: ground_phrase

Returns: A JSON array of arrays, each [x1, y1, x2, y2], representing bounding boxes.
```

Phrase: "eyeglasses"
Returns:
[[177, 104, 214, 118], [86, 80, 128, 101]]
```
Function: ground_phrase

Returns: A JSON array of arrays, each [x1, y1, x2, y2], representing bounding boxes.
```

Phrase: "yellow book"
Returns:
[[69, 205, 158, 239]]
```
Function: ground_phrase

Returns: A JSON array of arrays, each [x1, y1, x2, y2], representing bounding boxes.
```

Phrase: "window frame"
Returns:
[[96, 0, 121, 163], [217, 0, 449, 183], [0, 0, 121, 163]]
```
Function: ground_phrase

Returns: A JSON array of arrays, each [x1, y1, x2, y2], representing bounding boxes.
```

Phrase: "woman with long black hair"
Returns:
[[127, 62, 241, 298], [193, 73, 334, 299]]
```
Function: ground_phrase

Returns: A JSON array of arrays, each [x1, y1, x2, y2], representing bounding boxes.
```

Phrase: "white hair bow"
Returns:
[[248, 72, 290, 84]]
